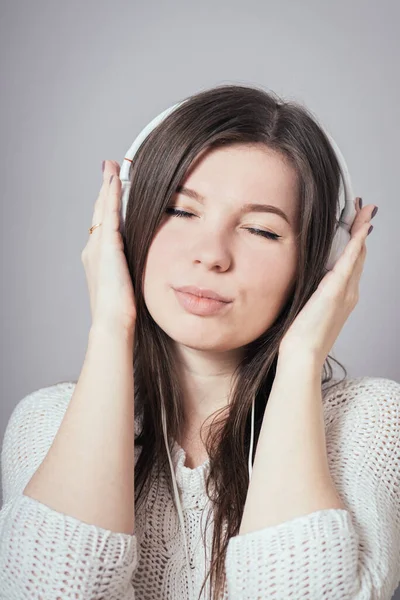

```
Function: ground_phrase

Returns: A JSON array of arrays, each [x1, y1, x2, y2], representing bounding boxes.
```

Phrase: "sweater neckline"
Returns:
[[170, 440, 212, 508], [171, 439, 211, 471]]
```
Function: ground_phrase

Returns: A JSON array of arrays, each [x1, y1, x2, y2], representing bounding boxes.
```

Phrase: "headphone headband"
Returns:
[[118, 99, 357, 271]]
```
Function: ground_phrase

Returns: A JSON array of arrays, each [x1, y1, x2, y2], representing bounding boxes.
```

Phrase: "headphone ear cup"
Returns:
[[325, 224, 352, 272], [119, 181, 132, 238], [119, 101, 184, 230]]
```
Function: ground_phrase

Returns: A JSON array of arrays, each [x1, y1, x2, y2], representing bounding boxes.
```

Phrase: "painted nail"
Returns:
[[102, 160, 105, 173], [371, 206, 379, 219], [109, 175, 114, 184], [368, 225, 374, 235], [358, 197, 363, 209]]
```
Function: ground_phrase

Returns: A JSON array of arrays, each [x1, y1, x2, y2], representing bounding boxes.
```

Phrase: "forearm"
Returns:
[[23, 323, 136, 535], [239, 354, 345, 536]]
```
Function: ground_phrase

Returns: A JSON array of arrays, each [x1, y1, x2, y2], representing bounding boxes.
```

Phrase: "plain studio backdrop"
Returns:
[[0, 0, 399, 596]]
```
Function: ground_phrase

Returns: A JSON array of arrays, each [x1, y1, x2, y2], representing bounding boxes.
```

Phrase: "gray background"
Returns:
[[0, 0, 399, 595]]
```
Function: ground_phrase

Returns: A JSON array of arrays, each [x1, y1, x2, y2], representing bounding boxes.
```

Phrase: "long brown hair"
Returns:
[[123, 84, 348, 599]]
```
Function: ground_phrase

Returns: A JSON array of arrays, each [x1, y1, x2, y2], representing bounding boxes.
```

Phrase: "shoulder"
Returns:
[[1, 381, 77, 502], [3, 381, 77, 445], [3, 380, 77, 442], [322, 375, 400, 421], [322, 375, 400, 462], [5, 381, 143, 435], [1, 381, 143, 503], [323, 375, 400, 490]]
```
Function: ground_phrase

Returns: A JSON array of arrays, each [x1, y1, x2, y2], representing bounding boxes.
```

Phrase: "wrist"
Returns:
[[276, 350, 323, 378], [89, 320, 135, 344]]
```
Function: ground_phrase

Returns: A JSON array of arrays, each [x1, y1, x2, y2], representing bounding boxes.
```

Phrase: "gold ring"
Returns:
[[89, 223, 102, 235]]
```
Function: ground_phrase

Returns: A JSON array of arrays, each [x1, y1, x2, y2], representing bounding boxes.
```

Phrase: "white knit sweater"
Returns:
[[1, 376, 400, 599]]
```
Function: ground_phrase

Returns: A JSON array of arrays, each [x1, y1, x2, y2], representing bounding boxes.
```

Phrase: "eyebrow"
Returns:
[[175, 185, 291, 226]]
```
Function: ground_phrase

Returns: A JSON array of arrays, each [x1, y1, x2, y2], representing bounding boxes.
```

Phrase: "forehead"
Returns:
[[181, 143, 300, 229]]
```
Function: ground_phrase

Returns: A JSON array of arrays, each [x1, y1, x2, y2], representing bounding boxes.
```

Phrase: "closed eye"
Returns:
[[164, 208, 281, 241]]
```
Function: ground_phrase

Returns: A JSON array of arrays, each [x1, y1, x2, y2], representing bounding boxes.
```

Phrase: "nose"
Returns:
[[190, 228, 232, 271]]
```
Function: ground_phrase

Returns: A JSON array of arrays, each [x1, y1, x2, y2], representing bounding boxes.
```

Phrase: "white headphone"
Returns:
[[117, 99, 358, 597]]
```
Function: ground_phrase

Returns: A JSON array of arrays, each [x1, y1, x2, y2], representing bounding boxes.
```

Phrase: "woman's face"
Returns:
[[143, 143, 300, 353]]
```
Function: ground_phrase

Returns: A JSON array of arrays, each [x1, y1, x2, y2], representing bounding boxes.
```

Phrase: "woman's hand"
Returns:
[[81, 160, 137, 335], [278, 198, 378, 370]]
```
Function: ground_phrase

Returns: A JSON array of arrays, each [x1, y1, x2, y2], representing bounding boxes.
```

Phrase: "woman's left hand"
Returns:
[[278, 199, 378, 370]]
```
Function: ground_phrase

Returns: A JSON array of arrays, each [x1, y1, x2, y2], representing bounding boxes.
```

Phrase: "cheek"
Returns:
[[143, 228, 176, 298], [244, 247, 296, 292], [237, 251, 296, 345], [241, 248, 297, 317], [146, 230, 172, 272]]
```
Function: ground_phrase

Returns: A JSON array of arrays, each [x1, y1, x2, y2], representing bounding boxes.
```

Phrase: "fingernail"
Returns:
[[102, 160, 105, 173], [371, 206, 379, 219], [368, 225, 374, 235], [109, 175, 114, 184], [358, 197, 363, 209]]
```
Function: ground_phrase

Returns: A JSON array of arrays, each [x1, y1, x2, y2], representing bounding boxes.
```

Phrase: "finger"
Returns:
[[332, 223, 370, 284], [91, 161, 111, 227], [349, 223, 370, 268], [91, 160, 120, 228], [102, 170, 122, 237], [346, 222, 370, 261], [112, 160, 121, 176], [351, 230, 368, 278], [346, 233, 369, 304], [350, 202, 376, 237]]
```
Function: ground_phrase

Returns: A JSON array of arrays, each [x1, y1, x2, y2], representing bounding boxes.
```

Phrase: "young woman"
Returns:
[[1, 84, 399, 600]]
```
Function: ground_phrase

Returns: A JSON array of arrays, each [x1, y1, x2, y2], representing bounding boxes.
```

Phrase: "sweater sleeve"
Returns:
[[224, 376, 400, 600], [0, 382, 138, 600]]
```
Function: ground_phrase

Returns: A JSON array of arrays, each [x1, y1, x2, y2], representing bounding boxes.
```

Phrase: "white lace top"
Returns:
[[1, 376, 400, 599]]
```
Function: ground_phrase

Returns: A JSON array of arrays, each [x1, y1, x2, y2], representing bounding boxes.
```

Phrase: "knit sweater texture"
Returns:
[[1, 376, 400, 599]]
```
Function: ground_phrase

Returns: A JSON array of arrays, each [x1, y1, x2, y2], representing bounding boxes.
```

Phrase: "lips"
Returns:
[[173, 285, 232, 303], [174, 289, 232, 316]]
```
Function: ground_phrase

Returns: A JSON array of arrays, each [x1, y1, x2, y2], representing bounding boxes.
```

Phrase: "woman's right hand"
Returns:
[[81, 160, 137, 335]]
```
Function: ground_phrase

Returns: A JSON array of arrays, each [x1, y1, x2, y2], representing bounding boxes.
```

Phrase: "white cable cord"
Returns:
[[248, 396, 255, 483], [160, 395, 256, 599], [161, 401, 195, 599]]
